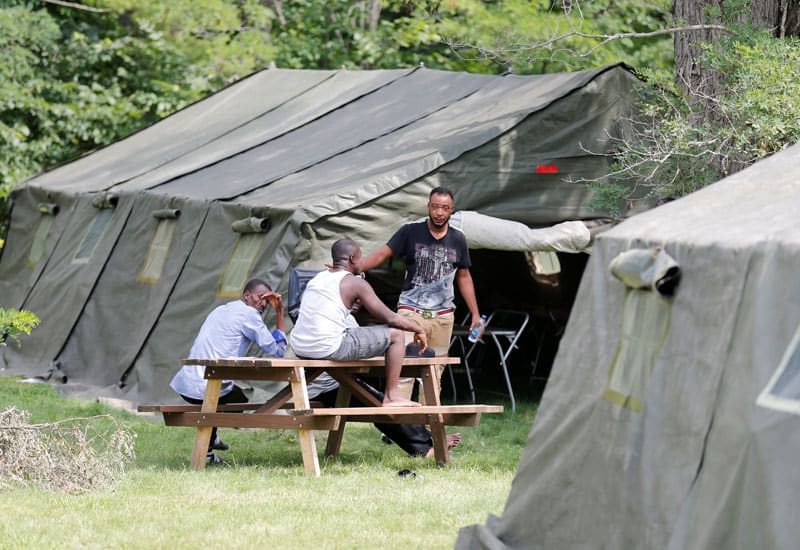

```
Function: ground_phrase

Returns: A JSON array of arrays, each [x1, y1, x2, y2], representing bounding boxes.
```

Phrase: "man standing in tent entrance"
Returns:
[[170, 278, 287, 464], [362, 186, 482, 403]]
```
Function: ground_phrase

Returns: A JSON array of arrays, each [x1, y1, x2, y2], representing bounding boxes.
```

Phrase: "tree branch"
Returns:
[[43, 0, 112, 13], [444, 24, 729, 62]]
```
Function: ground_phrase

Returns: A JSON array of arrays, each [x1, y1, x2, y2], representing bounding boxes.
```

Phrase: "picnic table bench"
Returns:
[[138, 356, 503, 476]]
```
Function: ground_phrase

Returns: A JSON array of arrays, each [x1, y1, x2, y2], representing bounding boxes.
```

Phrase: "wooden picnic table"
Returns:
[[140, 356, 503, 476]]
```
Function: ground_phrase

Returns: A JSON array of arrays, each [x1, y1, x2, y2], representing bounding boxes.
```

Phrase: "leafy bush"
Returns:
[[0, 308, 41, 346]]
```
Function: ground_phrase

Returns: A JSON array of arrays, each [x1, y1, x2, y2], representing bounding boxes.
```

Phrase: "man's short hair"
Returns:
[[243, 278, 271, 294], [331, 238, 359, 263], [429, 186, 454, 201]]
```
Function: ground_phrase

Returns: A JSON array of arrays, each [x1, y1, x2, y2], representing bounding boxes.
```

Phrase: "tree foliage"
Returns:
[[0, 1, 196, 226], [591, 4, 800, 215], [440, 0, 674, 73]]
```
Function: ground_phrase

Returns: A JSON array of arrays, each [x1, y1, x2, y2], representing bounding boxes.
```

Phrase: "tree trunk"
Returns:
[[673, 0, 799, 129], [672, 0, 725, 114], [779, 0, 800, 36], [673, 0, 799, 100], [368, 0, 381, 32]]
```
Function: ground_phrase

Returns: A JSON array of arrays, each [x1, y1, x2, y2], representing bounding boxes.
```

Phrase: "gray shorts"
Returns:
[[328, 326, 392, 361]]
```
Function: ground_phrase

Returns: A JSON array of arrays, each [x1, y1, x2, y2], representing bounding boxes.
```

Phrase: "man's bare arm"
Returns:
[[342, 276, 427, 350], [272, 294, 286, 333], [455, 268, 482, 330], [361, 245, 394, 272]]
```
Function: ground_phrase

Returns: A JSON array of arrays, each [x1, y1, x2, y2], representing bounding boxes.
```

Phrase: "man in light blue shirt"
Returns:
[[170, 278, 286, 463]]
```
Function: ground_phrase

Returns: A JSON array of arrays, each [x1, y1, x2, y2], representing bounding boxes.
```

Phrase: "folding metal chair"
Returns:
[[449, 309, 530, 412], [481, 310, 530, 412]]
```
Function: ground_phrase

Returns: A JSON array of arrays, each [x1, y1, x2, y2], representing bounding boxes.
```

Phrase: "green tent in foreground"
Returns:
[[0, 64, 637, 403], [458, 142, 800, 549]]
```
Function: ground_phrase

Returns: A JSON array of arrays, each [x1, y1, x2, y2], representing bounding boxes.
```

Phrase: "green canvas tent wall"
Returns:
[[457, 142, 800, 549], [0, 64, 638, 403]]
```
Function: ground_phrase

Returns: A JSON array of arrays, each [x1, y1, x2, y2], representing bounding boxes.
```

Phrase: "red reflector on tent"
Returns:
[[536, 165, 559, 174]]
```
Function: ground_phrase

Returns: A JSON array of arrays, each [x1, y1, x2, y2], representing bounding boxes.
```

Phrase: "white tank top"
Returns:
[[289, 270, 352, 358]]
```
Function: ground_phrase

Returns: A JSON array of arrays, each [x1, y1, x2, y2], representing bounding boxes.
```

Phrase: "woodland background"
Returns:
[[2, 0, 800, 236]]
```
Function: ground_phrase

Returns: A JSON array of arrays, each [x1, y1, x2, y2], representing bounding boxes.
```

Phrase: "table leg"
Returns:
[[421, 364, 450, 467], [190, 378, 222, 470], [290, 366, 320, 477], [324, 383, 352, 458]]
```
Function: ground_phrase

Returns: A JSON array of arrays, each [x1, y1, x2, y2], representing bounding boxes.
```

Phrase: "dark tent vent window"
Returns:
[[72, 208, 113, 264], [218, 233, 265, 297], [138, 218, 178, 284], [757, 324, 800, 415]]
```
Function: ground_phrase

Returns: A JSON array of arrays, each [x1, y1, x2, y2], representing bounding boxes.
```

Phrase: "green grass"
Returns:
[[0, 375, 536, 549]]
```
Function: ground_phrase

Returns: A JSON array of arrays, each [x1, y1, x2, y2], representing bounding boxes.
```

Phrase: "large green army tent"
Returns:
[[0, 64, 638, 403], [457, 142, 800, 549]]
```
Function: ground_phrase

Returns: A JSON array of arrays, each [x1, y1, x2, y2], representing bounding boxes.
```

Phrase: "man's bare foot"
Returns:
[[425, 433, 461, 458], [382, 396, 421, 407]]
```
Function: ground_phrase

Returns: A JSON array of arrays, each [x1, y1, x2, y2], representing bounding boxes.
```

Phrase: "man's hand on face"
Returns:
[[261, 291, 283, 311]]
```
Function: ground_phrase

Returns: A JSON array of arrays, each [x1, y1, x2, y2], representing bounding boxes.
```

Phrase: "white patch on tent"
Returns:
[[603, 289, 672, 411], [218, 233, 266, 297], [71, 208, 114, 264], [757, 323, 800, 415], [27, 214, 55, 269], [137, 219, 177, 284]]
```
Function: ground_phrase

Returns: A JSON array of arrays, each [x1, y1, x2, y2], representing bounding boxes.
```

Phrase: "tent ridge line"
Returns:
[[106, 71, 348, 193], [218, 73, 499, 202], [19, 70, 276, 191], [299, 66, 637, 228], [450, 64, 638, 174], [136, 69, 421, 196], [247, 63, 626, 215]]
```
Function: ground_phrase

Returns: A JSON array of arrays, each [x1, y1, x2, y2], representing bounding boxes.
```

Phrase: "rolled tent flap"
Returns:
[[152, 208, 181, 219], [91, 193, 118, 209], [526, 250, 561, 277], [451, 210, 591, 253], [609, 247, 681, 296], [38, 203, 60, 215], [231, 216, 271, 233]]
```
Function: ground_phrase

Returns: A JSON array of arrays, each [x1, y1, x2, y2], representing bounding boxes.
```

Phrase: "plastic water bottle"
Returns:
[[467, 314, 487, 343]]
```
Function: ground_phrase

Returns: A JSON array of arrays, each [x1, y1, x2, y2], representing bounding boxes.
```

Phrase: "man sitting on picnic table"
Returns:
[[303, 302, 461, 458], [290, 237, 427, 407], [170, 278, 287, 463]]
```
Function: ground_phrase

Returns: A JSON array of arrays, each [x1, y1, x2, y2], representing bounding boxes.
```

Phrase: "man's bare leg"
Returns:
[[383, 328, 420, 407], [425, 433, 461, 458]]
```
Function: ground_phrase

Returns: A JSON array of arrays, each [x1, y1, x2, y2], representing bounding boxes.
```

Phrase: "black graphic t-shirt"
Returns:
[[386, 220, 471, 310]]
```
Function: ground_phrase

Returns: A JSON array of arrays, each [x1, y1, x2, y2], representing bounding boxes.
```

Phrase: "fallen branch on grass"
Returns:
[[0, 406, 135, 493]]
